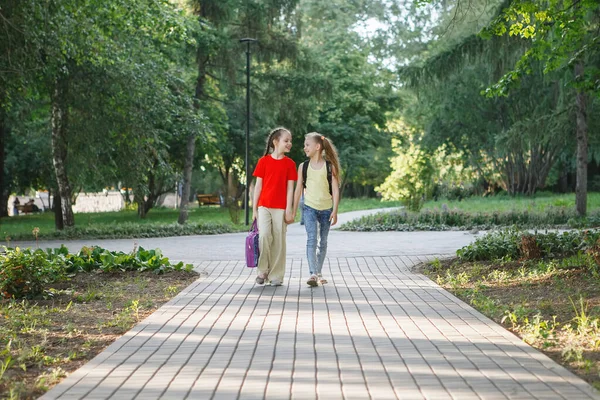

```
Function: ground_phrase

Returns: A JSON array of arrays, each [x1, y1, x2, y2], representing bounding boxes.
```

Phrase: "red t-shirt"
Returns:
[[253, 155, 298, 209]]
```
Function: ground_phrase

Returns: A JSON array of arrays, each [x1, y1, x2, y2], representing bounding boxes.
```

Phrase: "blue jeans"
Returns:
[[303, 205, 332, 275]]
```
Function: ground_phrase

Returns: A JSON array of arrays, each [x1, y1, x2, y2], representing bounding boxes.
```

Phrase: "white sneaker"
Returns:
[[256, 273, 267, 285], [307, 274, 318, 287], [270, 278, 282, 286], [317, 274, 328, 284]]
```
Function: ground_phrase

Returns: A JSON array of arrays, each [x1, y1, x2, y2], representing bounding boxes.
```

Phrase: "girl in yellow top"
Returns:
[[292, 132, 341, 287]]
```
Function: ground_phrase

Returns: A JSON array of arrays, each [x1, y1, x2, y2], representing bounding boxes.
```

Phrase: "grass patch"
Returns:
[[3, 207, 237, 241], [336, 198, 402, 213], [423, 191, 600, 213], [421, 257, 600, 389], [0, 269, 198, 398]]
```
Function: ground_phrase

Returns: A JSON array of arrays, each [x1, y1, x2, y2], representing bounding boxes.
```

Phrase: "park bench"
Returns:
[[196, 194, 221, 207], [16, 203, 41, 214]]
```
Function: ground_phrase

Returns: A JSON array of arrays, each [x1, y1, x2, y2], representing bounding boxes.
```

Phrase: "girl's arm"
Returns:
[[285, 179, 295, 224], [292, 163, 304, 220], [253, 177, 262, 221], [330, 168, 340, 226]]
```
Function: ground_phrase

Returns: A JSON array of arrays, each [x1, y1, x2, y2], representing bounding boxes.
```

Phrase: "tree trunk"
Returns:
[[138, 167, 158, 219], [0, 108, 8, 217], [136, 188, 146, 218], [178, 32, 209, 225], [226, 168, 241, 224], [575, 62, 588, 216], [54, 191, 64, 231], [51, 76, 75, 228], [177, 133, 196, 224]]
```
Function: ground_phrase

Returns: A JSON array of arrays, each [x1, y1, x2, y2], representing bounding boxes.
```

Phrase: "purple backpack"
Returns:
[[245, 219, 260, 268]]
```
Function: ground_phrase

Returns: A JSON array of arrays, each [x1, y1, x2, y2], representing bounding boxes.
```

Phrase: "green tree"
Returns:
[[415, 0, 600, 213], [483, 0, 600, 214]]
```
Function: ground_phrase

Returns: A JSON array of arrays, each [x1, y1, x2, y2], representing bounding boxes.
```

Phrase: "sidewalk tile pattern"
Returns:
[[41, 256, 600, 400]]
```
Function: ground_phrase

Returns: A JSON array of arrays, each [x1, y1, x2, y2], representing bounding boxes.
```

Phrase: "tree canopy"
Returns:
[[1, 0, 599, 225]]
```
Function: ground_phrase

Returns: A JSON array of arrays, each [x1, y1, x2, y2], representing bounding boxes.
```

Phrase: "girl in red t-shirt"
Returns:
[[252, 127, 298, 286]]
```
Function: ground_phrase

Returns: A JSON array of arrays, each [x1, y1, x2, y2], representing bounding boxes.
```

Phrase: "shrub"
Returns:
[[457, 228, 599, 262], [0, 248, 65, 299], [0, 245, 194, 299], [456, 229, 521, 261], [45, 245, 193, 275], [340, 208, 600, 232]]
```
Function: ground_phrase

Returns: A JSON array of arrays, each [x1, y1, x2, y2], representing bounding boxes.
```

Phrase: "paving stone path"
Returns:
[[38, 210, 600, 399]]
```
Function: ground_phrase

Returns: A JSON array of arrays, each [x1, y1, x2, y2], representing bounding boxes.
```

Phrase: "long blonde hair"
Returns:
[[305, 132, 341, 179]]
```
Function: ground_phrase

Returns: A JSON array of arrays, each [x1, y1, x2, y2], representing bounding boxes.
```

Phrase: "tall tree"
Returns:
[[482, 0, 599, 214], [181, 0, 303, 224]]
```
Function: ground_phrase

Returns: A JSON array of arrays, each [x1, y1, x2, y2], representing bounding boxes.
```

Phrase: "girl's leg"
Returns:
[[303, 205, 318, 276], [257, 207, 273, 279], [316, 209, 333, 276], [268, 208, 287, 284]]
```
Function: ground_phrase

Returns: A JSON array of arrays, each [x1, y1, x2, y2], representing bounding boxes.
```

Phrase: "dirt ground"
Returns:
[[0, 270, 199, 399], [419, 258, 600, 390]]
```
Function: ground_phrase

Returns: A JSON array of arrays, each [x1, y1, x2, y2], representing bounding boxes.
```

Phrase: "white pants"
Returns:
[[257, 207, 287, 282]]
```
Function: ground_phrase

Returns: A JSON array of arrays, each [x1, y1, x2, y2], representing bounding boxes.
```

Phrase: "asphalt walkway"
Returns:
[[37, 209, 600, 399]]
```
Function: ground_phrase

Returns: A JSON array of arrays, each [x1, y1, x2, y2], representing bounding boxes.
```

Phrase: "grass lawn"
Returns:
[[420, 255, 600, 390], [423, 191, 600, 213], [0, 198, 402, 240]]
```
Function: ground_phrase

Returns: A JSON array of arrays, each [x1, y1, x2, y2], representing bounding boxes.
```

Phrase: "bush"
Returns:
[[340, 207, 600, 232], [0, 245, 194, 299], [456, 228, 598, 261], [57, 245, 193, 274], [0, 248, 65, 299], [456, 229, 521, 261]]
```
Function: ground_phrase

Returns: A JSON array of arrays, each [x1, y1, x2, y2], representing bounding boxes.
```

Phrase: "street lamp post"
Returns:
[[240, 38, 257, 226]]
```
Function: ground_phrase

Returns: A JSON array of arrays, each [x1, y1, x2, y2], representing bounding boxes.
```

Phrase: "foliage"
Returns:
[[455, 228, 598, 261], [377, 118, 476, 210], [0, 248, 65, 299], [409, 54, 573, 195], [298, 0, 400, 193], [0, 244, 194, 300], [53, 245, 194, 274], [1, 0, 203, 224], [482, 0, 600, 98], [376, 131, 434, 211], [7, 222, 234, 241], [340, 206, 600, 232]]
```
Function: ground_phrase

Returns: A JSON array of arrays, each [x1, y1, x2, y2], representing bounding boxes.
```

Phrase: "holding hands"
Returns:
[[285, 210, 295, 225]]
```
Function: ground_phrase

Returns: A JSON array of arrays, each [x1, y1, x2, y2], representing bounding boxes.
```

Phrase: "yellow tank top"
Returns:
[[304, 161, 333, 210]]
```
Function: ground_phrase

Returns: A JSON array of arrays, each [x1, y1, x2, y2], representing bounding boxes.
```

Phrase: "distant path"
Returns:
[[15, 207, 475, 264]]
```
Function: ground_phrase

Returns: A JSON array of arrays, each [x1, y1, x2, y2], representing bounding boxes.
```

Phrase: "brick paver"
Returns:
[[41, 255, 599, 400]]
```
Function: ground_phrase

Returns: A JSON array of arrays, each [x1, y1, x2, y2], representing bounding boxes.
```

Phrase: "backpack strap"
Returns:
[[303, 159, 332, 195], [302, 161, 309, 189], [326, 161, 332, 195]]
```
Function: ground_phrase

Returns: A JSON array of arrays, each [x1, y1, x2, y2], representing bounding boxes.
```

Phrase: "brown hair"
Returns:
[[305, 132, 341, 179], [263, 127, 291, 156]]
